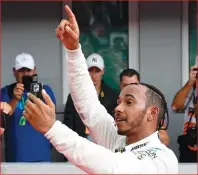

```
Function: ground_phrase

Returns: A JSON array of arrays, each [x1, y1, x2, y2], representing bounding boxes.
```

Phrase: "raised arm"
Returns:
[[171, 65, 197, 111], [55, 5, 122, 148]]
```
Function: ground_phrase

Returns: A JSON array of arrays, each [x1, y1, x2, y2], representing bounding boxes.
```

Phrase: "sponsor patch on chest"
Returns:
[[132, 147, 161, 160]]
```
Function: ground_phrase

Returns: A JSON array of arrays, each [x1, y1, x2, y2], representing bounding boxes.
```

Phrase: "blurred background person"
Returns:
[[172, 64, 197, 162], [63, 53, 118, 145], [0, 102, 12, 135], [1, 53, 56, 162]]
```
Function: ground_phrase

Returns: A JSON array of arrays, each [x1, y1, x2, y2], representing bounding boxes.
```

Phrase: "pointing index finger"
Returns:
[[65, 5, 76, 24]]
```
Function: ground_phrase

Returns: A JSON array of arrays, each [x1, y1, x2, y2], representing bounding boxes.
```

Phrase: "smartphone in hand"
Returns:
[[30, 74, 43, 99]]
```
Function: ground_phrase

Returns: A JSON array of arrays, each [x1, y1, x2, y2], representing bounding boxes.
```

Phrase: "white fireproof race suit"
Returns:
[[45, 45, 178, 174]]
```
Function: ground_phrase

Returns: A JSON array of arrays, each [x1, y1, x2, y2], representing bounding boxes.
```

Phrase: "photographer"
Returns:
[[1, 53, 56, 162], [172, 64, 197, 162]]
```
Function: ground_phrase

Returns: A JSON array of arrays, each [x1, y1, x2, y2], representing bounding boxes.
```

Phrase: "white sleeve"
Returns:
[[45, 121, 177, 174], [65, 45, 122, 149]]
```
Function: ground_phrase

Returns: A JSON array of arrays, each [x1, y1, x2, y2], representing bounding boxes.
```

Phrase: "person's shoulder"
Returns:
[[158, 145, 178, 172], [165, 147, 178, 161], [1, 86, 9, 96], [1, 85, 8, 91], [102, 81, 119, 96], [66, 93, 73, 102], [188, 87, 195, 96], [158, 143, 176, 156], [143, 134, 177, 163], [185, 87, 195, 104], [67, 93, 72, 98], [139, 143, 178, 172], [151, 141, 178, 165], [43, 85, 54, 93], [1, 83, 15, 92]]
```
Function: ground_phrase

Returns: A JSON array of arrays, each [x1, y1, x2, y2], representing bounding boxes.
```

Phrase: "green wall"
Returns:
[[189, 1, 197, 68]]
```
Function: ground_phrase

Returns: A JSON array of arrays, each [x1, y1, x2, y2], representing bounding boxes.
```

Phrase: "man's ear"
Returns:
[[33, 66, 37, 74], [12, 67, 16, 77], [119, 83, 122, 90], [102, 68, 105, 75], [147, 106, 159, 121]]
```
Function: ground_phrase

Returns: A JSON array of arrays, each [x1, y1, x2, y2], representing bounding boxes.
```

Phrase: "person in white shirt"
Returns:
[[119, 68, 170, 146], [23, 5, 178, 174]]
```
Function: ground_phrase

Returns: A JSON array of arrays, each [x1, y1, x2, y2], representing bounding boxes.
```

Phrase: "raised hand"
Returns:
[[13, 83, 24, 101], [23, 89, 56, 134], [0, 102, 12, 114], [55, 5, 80, 50]]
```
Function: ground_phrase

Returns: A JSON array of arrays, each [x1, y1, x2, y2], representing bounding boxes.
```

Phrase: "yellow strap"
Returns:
[[85, 127, 90, 134]]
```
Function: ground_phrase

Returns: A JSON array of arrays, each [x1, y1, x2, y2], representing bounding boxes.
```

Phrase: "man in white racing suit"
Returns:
[[23, 5, 178, 174]]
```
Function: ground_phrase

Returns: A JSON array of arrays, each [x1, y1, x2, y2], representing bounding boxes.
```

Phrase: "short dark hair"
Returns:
[[120, 69, 140, 82], [140, 83, 168, 130]]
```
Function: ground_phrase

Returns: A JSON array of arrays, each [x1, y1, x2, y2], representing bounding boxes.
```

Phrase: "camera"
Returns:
[[22, 74, 43, 99]]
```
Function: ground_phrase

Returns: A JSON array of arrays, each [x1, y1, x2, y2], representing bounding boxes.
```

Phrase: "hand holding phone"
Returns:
[[30, 82, 43, 99]]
